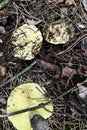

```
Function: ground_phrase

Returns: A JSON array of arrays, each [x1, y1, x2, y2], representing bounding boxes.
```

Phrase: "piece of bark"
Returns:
[[36, 59, 58, 70]]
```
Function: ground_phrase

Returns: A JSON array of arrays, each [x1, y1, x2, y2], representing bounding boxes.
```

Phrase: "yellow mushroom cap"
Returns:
[[7, 83, 53, 130], [45, 20, 74, 44], [12, 24, 43, 60]]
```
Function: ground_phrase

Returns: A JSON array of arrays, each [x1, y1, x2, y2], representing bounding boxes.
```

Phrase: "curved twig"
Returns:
[[56, 33, 87, 55]]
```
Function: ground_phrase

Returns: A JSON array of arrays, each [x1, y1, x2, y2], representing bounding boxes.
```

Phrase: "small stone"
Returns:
[[0, 26, 6, 34], [0, 39, 3, 44], [0, 65, 6, 77], [31, 114, 52, 130], [0, 51, 3, 57]]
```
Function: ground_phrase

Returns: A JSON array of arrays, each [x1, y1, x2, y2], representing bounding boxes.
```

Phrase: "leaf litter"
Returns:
[[0, 0, 87, 130]]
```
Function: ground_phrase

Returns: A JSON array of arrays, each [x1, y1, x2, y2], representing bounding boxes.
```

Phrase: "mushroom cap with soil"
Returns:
[[45, 20, 74, 44], [7, 83, 53, 130], [12, 24, 43, 60]]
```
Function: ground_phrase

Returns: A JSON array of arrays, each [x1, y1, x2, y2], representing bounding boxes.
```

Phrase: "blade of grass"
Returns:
[[0, 61, 36, 88], [7, 86, 77, 117]]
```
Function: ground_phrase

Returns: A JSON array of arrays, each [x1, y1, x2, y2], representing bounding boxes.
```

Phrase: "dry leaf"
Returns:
[[0, 9, 7, 15], [0, 26, 6, 34], [62, 67, 76, 77]]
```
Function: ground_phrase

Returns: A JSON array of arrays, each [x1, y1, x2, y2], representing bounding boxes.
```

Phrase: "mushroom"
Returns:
[[12, 24, 43, 60], [45, 20, 74, 44], [7, 83, 53, 130]]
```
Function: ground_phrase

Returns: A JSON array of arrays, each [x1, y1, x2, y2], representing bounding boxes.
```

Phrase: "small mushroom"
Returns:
[[45, 20, 74, 44], [12, 24, 43, 60], [7, 83, 53, 130]]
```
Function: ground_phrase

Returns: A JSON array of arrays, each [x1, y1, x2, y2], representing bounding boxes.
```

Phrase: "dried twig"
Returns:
[[56, 33, 87, 55]]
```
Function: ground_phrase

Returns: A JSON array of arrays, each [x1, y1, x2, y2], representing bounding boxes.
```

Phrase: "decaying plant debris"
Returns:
[[0, 0, 87, 130]]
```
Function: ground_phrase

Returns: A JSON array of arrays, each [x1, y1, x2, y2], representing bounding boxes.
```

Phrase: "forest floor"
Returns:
[[0, 0, 87, 130]]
